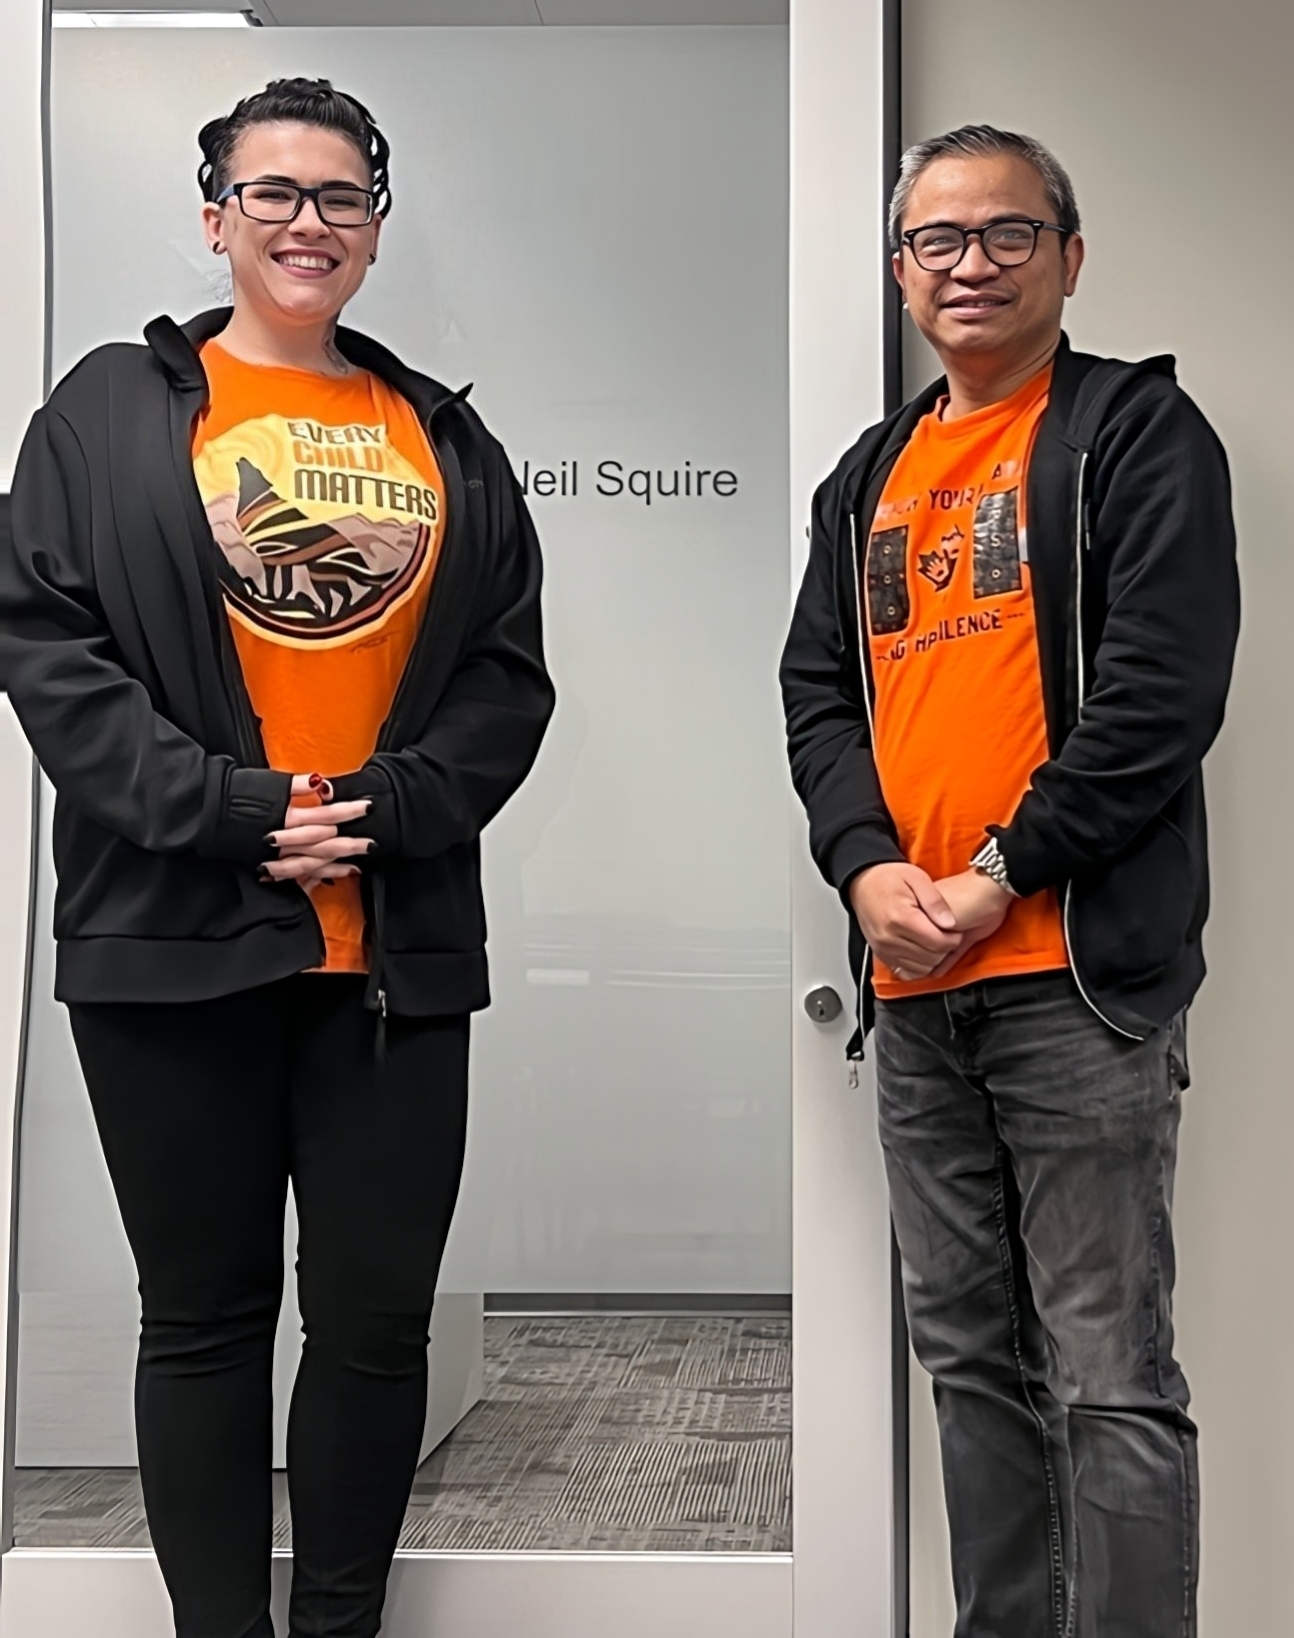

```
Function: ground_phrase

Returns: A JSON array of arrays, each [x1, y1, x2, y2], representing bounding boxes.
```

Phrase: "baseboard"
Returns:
[[484, 1293, 792, 1316]]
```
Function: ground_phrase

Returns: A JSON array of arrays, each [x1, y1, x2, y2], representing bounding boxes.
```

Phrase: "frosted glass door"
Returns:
[[23, 25, 792, 1316]]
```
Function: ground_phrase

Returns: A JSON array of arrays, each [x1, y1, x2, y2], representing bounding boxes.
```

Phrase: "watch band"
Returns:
[[970, 837, 1019, 897]]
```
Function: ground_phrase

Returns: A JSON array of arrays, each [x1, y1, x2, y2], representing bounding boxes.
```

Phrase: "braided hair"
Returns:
[[197, 77, 392, 217]]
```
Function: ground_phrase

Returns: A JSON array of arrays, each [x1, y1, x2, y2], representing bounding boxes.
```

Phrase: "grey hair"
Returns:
[[888, 124, 1081, 250]]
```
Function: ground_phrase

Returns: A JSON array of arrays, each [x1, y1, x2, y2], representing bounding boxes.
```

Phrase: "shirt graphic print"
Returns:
[[199, 402, 438, 643], [863, 364, 1069, 1000], [193, 341, 447, 974]]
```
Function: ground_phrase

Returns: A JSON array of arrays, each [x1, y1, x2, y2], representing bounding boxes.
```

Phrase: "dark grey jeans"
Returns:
[[875, 971, 1197, 1638]]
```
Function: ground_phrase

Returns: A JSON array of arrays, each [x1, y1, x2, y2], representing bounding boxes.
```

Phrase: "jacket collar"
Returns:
[[842, 335, 1091, 507], [881, 331, 1179, 453], [142, 307, 469, 420], [143, 310, 222, 393]]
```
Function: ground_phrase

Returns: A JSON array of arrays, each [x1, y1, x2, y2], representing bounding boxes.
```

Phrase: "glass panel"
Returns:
[[17, 22, 790, 1561]]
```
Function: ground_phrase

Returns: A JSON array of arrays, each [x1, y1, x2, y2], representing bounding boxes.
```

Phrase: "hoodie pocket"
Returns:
[[1073, 812, 1196, 987]]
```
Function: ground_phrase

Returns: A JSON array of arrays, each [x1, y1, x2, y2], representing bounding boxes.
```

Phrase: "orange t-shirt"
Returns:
[[192, 340, 446, 973], [864, 365, 1068, 999]]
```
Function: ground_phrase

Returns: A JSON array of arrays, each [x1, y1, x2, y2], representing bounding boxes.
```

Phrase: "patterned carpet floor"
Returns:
[[14, 1314, 792, 1553]]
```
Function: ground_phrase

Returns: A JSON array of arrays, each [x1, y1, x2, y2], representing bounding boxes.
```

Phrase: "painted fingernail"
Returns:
[[308, 773, 324, 789], [319, 781, 334, 801]]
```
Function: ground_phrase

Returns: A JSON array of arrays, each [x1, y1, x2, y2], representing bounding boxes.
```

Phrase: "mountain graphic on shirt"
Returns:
[[204, 457, 431, 641]]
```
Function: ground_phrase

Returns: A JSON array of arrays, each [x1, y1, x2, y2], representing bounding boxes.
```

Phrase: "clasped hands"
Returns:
[[261, 773, 377, 893], [848, 860, 1013, 984]]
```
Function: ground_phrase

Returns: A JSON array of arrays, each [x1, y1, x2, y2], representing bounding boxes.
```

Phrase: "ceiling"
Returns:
[[52, 0, 790, 23]]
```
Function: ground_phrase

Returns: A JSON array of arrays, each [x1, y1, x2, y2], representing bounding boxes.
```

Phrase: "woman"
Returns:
[[0, 79, 553, 1638]]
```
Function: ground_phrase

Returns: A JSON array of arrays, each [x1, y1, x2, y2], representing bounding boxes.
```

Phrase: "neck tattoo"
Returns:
[[323, 335, 351, 377]]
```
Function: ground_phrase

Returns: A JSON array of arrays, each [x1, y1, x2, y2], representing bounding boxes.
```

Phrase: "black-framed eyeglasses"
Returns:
[[216, 180, 377, 227], [901, 217, 1069, 272]]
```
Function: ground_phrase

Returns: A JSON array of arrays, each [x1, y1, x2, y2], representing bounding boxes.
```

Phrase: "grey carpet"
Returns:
[[14, 1315, 791, 1553]]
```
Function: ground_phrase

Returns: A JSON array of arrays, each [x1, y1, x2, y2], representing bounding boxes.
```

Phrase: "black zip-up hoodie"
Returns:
[[780, 336, 1240, 1046], [0, 309, 555, 1015]]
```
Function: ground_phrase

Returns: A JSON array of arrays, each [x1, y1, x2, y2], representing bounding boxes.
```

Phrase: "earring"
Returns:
[[213, 240, 224, 255], [368, 253, 377, 265]]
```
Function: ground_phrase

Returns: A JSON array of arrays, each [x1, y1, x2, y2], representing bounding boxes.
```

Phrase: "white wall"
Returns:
[[901, 3, 1294, 1633], [0, 0, 46, 487]]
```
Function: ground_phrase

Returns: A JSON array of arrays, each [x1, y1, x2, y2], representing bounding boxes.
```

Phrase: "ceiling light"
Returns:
[[53, 11, 256, 26]]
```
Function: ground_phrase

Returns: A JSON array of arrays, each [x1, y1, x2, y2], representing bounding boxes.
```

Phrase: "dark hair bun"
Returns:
[[197, 77, 392, 217]]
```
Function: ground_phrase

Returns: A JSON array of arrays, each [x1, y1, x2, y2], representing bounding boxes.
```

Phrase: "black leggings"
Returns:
[[69, 975, 470, 1638]]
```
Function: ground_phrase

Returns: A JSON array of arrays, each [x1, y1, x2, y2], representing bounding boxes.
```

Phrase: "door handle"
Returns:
[[804, 985, 843, 1024]]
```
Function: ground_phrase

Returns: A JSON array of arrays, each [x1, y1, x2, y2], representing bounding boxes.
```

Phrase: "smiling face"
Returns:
[[893, 152, 1083, 377], [201, 120, 382, 334]]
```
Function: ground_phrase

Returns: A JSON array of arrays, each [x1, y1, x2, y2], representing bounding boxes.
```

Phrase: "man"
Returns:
[[780, 125, 1238, 1637]]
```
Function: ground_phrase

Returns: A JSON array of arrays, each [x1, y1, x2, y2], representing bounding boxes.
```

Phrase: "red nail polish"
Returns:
[[308, 773, 324, 789]]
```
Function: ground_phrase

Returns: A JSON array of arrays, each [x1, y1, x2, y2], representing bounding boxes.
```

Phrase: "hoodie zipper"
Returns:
[[1059, 449, 1143, 1042], [361, 397, 469, 1017], [373, 404, 465, 754], [849, 511, 876, 1050]]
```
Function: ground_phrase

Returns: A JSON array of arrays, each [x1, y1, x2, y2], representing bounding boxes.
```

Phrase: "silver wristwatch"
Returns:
[[970, 837, 1019, 897]]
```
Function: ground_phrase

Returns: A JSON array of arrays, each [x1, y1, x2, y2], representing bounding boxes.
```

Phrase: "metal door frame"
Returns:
[[0, 2, 901, 1630]]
